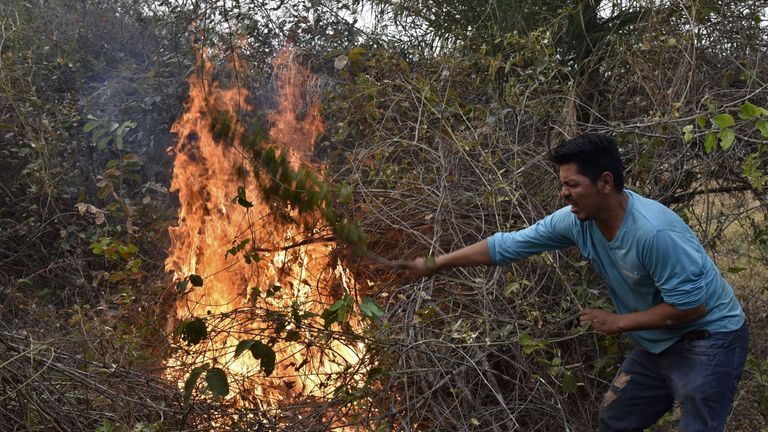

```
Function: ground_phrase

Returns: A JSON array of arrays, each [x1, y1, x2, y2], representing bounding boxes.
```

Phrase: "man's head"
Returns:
[[549, 134, 625, 221], [549, 134, 624, 191]]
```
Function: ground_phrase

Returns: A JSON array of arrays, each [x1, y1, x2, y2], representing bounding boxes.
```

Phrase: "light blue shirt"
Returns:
[[487, 190, 745, 353]]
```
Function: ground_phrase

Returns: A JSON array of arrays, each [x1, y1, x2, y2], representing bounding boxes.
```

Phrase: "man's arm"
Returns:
[[394, 208, 577, 277], [580, 302, 707, 335], [396, 239, 493, 278]]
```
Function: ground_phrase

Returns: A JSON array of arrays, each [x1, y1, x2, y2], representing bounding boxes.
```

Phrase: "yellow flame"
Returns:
[[165, 48, 364, 407]]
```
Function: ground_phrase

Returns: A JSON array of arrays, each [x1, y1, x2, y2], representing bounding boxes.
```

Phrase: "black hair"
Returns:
[[549, 133, 624, 191]]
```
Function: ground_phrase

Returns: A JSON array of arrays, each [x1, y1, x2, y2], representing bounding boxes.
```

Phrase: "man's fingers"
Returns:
[[579, 309, 596, 328], [368, 255, 433, 278]]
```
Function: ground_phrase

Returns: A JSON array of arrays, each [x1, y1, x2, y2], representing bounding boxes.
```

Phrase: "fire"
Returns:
[[165, 48, 364, 407]]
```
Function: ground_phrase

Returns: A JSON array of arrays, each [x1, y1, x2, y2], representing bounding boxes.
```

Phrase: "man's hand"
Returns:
[[579, 309, 624, 335], [389, 257, 437, 278], [375, 239, 493, 278]]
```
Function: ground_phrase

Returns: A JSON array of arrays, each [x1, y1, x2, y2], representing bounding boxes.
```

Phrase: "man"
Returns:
[[397, 134, 748, 431]]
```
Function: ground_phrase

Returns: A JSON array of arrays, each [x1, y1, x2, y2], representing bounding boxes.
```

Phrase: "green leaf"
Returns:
[[183, 365, 207, 402], [562, 371, 578, 394], [740, 101, 761, 120], [176, 280, 189, 293], [518, 332, 536, 354], [189, 274, 204, 287], [115, 122, 133, 148], [96, 419, 115, 432], [719, 128, 735, 150], [234, 340, 256, 358], [274, 320, 287, 334], [696, 116, 707, 128], [320, 294, 354, 328], [414, 305, 438, 321], [366, 367, 384, 382], [424, 255, 437, 269], [122, 153, 140, 162], [360, 296, 385, 320], [205, 367, 229, 398], [244, 252, 260, 264], [92, 128, 107, 142], [712, 113, 735, 129], [756, 119, 768, 137], [348, 46, 366, 62], [517, 331, 548, 354], [226, 239, 251, 257], [249, 341, 276, 376], [83, 120, 101, 132], [291, 301, 303, 325], [704, 132, 718, 154], [683, 124, 694, 144], [179, 317, 207, 345], [97, 136, 111, 150], [321, 304, 341, 328], [237, 196, 254, 208], [328, 297, 347, 312], [337, 184, 353, 203]]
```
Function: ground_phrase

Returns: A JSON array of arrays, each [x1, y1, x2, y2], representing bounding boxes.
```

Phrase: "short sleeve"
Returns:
[[487, 207, 576, 265], [643, 230, 706, 310]]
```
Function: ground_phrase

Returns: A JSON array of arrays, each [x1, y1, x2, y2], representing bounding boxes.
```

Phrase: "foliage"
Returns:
[[316, 1, 768, 429], [209, 109, 370, 254], [0, 0, 188, 429], [234, 340, 277, 376], [177, 317, 208, 345], [746, 355, 768, 415]]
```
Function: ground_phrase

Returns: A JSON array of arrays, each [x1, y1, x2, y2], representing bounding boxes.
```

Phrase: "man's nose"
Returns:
[[560, 186, 570, 199]]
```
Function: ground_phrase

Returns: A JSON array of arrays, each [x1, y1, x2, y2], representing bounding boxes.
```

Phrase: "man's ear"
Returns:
[[598, 172, 614, 193]]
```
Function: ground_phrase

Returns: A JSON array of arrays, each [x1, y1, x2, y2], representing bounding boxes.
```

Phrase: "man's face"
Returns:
[[558, 163, 603, 221]]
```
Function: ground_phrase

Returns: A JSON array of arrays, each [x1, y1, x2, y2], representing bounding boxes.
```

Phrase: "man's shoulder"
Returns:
[[627, 191, 686, 232], [527, 206, 581, 241]]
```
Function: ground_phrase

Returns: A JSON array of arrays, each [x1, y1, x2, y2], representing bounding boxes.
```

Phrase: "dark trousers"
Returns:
[[598, 322, 749, 432]]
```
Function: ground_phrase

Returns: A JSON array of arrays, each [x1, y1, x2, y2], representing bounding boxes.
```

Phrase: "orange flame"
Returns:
[[165, 48, 363, 407]]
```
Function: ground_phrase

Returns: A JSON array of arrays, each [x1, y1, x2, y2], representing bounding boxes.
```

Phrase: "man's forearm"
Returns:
[[581, 302, 707, 335], [617, 302, 707, 332], [434, 239, 494, 271]]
